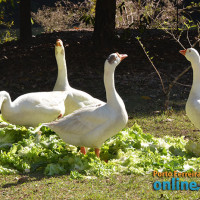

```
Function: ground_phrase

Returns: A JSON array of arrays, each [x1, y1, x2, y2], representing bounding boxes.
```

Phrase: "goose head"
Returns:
[[0, 91, 9, 108], [55, 39, 65, 55], [105, 53, 128, 70], [179, 48, 200, 64]]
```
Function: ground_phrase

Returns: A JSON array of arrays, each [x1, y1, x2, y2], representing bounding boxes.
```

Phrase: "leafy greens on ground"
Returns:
[[0, 119, 200, 178]]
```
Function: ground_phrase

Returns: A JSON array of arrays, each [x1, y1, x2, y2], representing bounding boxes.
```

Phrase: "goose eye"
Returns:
[[107, 55, 116, 64]]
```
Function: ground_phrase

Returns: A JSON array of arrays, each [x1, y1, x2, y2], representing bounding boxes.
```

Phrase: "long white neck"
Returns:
[[104, 64, 121, 106], [53, 52, 70, 91], [190, 58, 200, 96]]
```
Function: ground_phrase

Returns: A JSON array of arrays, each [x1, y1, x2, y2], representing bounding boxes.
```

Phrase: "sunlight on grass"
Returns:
[[129, 109, 198, 140], [1, 174, 200, 199]]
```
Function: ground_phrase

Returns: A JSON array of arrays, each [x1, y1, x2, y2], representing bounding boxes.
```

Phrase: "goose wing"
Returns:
[[47, 104, 108, 136]]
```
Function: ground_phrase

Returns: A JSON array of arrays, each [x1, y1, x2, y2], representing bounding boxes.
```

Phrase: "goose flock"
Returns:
[[0, 39, 128, 157], [0, 39, 199, 158]]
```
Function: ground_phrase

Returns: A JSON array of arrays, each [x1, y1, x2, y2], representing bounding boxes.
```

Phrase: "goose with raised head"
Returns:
[[0, 91, 68, 127], [40, 52, 128, 157], [53, 39, 105, 115], [180, 48, 200, 129], [53, 39, 69, 91]]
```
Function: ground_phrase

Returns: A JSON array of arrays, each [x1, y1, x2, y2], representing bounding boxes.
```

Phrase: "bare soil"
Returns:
[[0, 28, 198, 114]]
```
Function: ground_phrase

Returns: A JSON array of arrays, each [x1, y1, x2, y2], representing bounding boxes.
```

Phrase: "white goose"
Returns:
[[0, 91, 68, 127], [180, 48, 200, 129], [53, 39, 105, 115], [41, 53, 128, 157], [53, 39, 69, 91]]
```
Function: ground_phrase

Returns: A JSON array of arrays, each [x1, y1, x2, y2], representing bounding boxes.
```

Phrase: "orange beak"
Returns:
[[179, 49, 187, 56], [116, 52, 128, 61], [56, 39, 62, 47]]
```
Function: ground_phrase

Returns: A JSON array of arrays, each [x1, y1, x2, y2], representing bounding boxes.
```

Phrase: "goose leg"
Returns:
[[80, 146, 86, 155], [57, 114, 63, 119], [95, 148, 100, 157]]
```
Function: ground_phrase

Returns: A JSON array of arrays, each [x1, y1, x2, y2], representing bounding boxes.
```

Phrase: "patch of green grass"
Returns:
[[125, 91, 199, 141], [1, 174, 200, 199], [129, 110, 198, 140]]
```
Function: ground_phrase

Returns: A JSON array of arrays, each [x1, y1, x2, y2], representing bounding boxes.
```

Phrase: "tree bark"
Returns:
[[20, 0, 32, 41], [93, 0, 116, 47]]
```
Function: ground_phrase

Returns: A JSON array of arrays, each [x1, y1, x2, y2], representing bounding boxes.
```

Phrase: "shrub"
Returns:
[[31, 0, 96, 33], [116, 0, 183, 29], [32, 0, 199, 33], [0, 0, 16, 43]]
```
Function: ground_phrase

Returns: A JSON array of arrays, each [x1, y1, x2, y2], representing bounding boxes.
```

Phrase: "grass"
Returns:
[[131, 110, 198, 139], [1, 174, 200, 199], [126, 90, 198, 140]]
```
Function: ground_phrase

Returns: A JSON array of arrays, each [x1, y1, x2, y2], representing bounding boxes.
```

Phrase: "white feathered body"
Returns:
[[45, 97, 128, 148], [0, 91, 68, 127], [44, 53, 129, 148], [183, 48, 200, 129], [186, 88, 200, 129], [64, 87, 105, 115], [53, 39, 105, 115]]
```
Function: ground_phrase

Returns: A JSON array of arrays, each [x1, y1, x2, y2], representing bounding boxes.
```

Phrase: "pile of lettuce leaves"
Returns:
[[0, 119, 200, 178]]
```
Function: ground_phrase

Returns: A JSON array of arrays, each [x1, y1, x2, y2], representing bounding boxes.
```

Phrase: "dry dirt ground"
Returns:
[[0, 28, 199, 115]]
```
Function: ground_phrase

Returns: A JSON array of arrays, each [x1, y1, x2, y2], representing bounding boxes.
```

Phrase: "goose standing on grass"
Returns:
[[180, 48, 200, 129], [0, 91, 68, 127], [40, 53, 128, 157], [53, 39, 105, 115]]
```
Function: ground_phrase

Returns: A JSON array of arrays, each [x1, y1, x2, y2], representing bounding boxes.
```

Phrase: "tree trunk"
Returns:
[[20, 0, 32, 41], [93, 0, 116, 47]]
